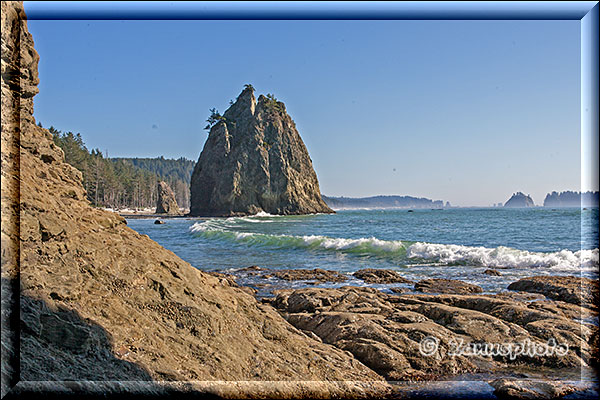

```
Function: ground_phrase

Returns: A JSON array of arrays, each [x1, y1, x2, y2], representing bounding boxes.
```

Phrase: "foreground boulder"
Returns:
[[155, 181, 180, 215], [1, 3, 387, 397], [189, 85, 334, 216]]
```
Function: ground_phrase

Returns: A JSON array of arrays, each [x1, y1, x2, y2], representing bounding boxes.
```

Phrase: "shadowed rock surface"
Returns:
[[414, 279, 483, 294], [272, 286, 597, 381], [155, 181, 180, 215], [353, 268, 413, 284], [1, 2, 388, 397], [508, 276, 599, 310], [189, 86, 333, 217]]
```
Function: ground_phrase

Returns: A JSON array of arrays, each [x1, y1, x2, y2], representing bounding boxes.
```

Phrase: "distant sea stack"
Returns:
[[155, 181, 180, 214], [189, 85, 333, 216], [504, 192, 535, 208], [543, 191, 599, 208]]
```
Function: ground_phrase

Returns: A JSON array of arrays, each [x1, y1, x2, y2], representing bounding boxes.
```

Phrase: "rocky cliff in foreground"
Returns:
[[1, 2, 385, 397], [190, 86, 333, 216]]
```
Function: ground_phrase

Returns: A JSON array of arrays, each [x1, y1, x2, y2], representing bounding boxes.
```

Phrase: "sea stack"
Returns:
[[155, 181, 180, 215], [189, 85, 333, 216], [504, 192, 535, 208]]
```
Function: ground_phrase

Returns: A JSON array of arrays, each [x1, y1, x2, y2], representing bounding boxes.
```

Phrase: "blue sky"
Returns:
[[26, 11, 582, 206]]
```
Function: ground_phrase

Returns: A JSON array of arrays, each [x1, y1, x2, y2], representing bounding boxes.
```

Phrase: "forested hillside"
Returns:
[[113, 157, 195, 209], [47, 125, 194, 210]]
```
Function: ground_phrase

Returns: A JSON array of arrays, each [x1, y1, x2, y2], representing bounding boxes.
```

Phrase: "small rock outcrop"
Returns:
[[353, 268, 413, 284], [190, 86, 334, 216], [504, 192, 535, 208], [262, 268, 348, 283], [489, 379, 579, 399], [155, 181, 180, 215], [484, 269, 502, 276], [414, 278, 483, 294]]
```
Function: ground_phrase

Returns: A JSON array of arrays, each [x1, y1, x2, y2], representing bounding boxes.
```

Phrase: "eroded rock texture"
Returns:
[[190, 86, 333, 216], [272, 286, 598, 382], [1, 2, 387, 397]]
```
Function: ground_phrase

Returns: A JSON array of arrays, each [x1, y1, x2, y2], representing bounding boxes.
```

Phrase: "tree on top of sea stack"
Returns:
[[189, 85, 334, 216]]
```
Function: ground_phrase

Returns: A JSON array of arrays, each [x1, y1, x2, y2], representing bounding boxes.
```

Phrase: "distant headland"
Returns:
[[322, 195, 445, 210]]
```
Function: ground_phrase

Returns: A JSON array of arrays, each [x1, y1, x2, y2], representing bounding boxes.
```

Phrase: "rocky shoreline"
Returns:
[[2, 2, 598, 398], [223, 267, 599, 397]]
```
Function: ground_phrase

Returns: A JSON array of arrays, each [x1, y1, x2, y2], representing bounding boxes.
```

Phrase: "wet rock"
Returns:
[[484, 269, 502, 276], [263, 268, 348, 283], [239, 265, 265, 272], [353, 268, 413, 284], [154, 219, 165, 224], [489, 379, 579, 399], [415, 278, 483, 294], [508, 276, 599, 309], [390, 287, 409, 294]]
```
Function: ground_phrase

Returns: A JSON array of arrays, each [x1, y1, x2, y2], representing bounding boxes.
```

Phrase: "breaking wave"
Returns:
[[190, 220, 408, 257], [407, 242, 598, 271], [189, 219, 598, 271]]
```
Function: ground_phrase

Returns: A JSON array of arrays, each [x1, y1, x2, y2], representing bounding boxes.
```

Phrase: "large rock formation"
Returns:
[[1, 2, 387, 397], [190, 86, 333, 216], [155, 181, 180, 215], [503, 192, 535, 208]]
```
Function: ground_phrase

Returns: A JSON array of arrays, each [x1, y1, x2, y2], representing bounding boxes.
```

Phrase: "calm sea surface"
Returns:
[[126, 207, 598, 294]]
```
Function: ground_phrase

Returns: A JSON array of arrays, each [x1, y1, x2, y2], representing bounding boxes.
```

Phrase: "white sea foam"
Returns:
[[407, 242, 599, 272], [190, 221, 407, 255], [250, 211, 275, 217]]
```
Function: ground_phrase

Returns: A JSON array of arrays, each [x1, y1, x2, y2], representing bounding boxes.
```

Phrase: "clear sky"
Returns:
[[26, 10, 582, 206]]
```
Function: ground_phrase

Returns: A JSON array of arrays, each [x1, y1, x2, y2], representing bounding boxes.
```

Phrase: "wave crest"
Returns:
[[407, 242, 598, 271], [189, 220, 599, 271]]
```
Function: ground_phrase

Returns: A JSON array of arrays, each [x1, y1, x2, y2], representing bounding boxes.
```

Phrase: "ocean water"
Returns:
[[126, 207, 599, 294]]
